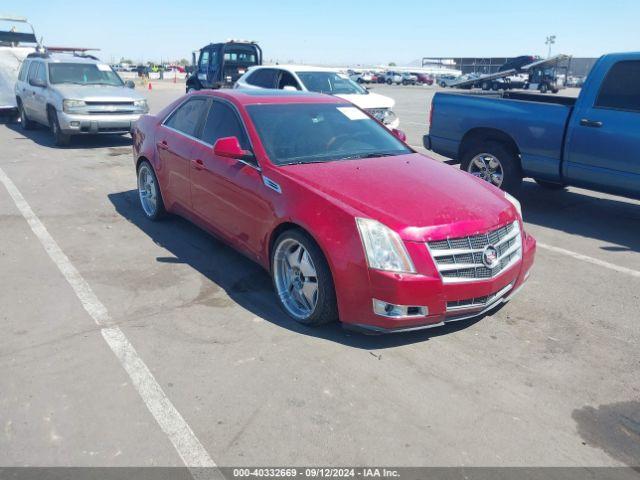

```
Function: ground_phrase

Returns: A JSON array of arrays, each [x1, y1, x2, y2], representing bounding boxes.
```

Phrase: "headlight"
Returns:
[[62, 99, 86, 113], [504, 192, 522, 217], [134, 99, 148, 112], [356, 218, 416, 273]]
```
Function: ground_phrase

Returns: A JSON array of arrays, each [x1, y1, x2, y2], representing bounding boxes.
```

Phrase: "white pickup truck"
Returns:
[[0, 16, 37, 116]]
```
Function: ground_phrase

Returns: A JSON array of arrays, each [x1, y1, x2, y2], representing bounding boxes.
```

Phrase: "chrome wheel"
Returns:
[[138, 164, 158, 217], [468, 153, 504, 187], [273, 238, 319, 320]]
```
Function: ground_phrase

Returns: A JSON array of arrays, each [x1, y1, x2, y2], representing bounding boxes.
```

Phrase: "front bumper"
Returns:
[[341, 231, 536, 334], [57, 111, 144, 135]]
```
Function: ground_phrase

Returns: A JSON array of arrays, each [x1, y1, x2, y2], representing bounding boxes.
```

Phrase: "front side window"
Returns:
[[278, 71, 301, 90], [247, 103, 410, 165], [164, 97, 208, 137], [296, 72, 366, 95], [199, 51, 210, 70], [27, 61, 40, 82], [247, 68, 278, 88], [595, 60, 640, 112], [200, 102, 250, 149], [48, 63, 123, 86]]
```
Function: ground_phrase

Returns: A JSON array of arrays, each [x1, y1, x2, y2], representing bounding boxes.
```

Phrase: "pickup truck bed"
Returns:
[[425, 52, 640, 199]]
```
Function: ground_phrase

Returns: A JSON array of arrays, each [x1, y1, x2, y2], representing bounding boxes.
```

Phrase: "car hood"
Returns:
[[278, 153, 516, 242], [334, 91, 395, 110], [52, 84, 146, 102]]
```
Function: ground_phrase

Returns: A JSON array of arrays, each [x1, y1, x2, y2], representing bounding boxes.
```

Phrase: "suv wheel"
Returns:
[[19, 102, 35, 130], [48, 109, 71, 147]]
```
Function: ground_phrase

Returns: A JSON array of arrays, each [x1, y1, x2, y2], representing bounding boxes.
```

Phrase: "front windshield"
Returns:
[[296, 72, 367, 95], [247, 103, 411, 166], [48, 63, 124, 86]]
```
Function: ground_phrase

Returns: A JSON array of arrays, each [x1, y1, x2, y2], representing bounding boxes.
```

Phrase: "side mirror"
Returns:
[[391, 129, 407, 142], [213, 136, 257, 165], [29, 77, 46, 88], [125, 80, 135, 89]]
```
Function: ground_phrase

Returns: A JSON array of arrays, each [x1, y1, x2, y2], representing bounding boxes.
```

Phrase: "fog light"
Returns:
[[372, 299, 428, 318], [70, 121, 80, 127]]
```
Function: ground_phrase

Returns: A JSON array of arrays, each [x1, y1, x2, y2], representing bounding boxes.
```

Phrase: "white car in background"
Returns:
[[235, 65, 399, 129]]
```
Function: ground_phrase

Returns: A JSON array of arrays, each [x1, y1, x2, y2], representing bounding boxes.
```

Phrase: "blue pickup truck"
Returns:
[[424, 53, 640, 198]]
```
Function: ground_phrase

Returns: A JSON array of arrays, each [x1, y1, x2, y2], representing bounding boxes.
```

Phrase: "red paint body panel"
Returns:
[[132, 90, 536, 332]]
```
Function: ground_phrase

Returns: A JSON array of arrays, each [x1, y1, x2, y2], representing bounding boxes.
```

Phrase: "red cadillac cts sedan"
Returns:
[[132, 89, 536, 333]]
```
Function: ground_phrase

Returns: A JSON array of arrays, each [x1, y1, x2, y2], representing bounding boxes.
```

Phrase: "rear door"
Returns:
[[190, 100, 270, 254], [23, 61, 40, 118], [30, 62, 48, 123], [156, 96, 209, 211], [565, 59, 640, 197]]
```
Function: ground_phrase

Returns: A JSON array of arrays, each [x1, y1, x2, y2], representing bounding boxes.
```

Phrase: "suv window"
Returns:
[[27, 61, 40, 82], [595, 60, 640, 112], [35, 63, 47, 84], [247, 68, 278, 88], [278, 70, 300, 90], [200, 101, 250, 150], [18, 60, 30, 82], [164, 97, 208, 137]]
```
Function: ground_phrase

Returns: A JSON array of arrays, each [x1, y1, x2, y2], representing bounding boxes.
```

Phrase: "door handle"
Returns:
[[580, 118, 603, 128], [156, 140, 169, 150], [192, 159, 205, 170]]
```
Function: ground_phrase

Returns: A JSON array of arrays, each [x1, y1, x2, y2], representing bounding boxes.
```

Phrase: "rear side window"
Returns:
[[164, 97, 208, 137], [35, 63, 47, 83], [595, 60, 640, 112], [246, 68, 278, 88], [18, 60, 30, 81], [200, 102, 250, 149]]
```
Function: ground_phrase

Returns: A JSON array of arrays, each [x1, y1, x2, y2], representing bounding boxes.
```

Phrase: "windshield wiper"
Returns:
[[339, 152, 399, 160]]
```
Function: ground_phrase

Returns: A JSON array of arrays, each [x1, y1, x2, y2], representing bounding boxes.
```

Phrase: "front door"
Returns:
[[565, 59, 640, 197], [156, 96, 209, 210], [190, 100, 271, 255]]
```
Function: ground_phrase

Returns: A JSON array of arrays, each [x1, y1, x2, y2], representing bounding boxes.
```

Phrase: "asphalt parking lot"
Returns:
[[1, 81, 639, 469]]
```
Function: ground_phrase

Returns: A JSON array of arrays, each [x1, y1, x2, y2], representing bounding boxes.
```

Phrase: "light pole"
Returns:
[[545, 35, 556, 58]]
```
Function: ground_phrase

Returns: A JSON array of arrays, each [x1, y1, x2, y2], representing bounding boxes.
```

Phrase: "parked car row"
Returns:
[[348, 70, 435, 86]]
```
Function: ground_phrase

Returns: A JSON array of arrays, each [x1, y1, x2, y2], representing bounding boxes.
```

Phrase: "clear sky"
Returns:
[[10, 0, 640, 65]]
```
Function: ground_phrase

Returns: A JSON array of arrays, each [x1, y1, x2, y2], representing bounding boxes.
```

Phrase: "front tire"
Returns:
[[137, 161, 166, 220], [461, 141, 523, 194], [49, 109, 71, 147], [271, 230, 338, 326]]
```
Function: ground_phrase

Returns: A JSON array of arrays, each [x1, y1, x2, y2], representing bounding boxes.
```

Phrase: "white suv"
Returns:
[[16, 52, 148, 146], [235, 65, 399, 129]]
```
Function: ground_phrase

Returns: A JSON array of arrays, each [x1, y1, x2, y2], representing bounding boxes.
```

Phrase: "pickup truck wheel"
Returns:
[[272, 230, 338, 327], [462, 142, 522, 193], [534, 179, 566, 190], [49, 110, 71, 147], [19, 103, 35, 130]]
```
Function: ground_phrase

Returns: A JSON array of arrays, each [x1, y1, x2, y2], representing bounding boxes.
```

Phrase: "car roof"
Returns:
[[190, 88, 350, 106], [30, 53, 104, 65], [248, 64, 341, 74]]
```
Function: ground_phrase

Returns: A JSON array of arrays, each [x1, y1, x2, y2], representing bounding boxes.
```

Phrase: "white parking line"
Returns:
[[0, 166, 219, 478], [538, 242, 640, 278]]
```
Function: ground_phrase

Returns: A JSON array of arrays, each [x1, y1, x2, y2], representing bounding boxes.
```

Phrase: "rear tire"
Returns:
[[49, 109, 71, 147], [461, 141, 523, 194], [271, 229, 338, 326], [539, 83, 549, 94], [18, 102, 35, 130]]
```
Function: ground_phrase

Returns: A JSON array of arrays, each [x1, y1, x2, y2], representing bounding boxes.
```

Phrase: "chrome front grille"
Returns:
[[428, 221, 521, 283]]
